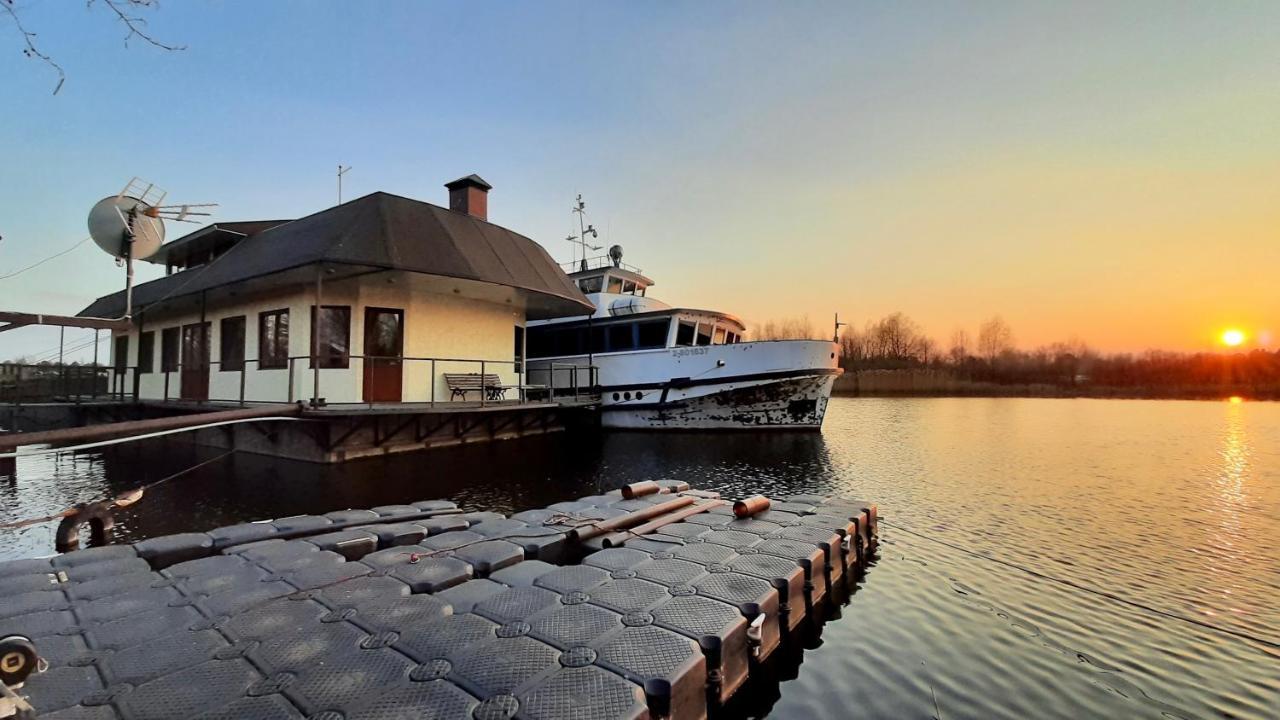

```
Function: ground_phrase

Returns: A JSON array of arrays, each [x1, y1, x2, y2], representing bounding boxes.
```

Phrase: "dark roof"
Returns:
[[79, 192, 594, 320], [147, 220, 291, 266], [444, 174, 492, 190]]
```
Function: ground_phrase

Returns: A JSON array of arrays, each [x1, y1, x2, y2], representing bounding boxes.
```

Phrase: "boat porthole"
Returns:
[[624, 392, 632, 400], [635, 391, 644, 400], [830, 352, 835, 359], [612, 393, 620, 401]]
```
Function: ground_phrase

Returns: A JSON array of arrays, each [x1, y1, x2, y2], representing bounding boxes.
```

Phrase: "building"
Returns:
[[78, 176, 595, 407]]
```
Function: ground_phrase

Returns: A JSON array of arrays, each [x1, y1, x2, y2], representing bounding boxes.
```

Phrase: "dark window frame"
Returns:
[[309, 305, 351, 369], [219, 316, 246, 372], [258, 309, 290, 369], [137, 331, 155, 374], [675, 321, 696, 347], [161, 327, 180, 372], [113, 335, 129, 372]]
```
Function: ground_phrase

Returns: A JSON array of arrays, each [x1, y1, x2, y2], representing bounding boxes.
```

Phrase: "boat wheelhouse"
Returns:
[[527, 252, 841, 429]]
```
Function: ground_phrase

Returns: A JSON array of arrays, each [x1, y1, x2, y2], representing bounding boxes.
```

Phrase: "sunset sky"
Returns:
[[2, 1, 1277, 361]]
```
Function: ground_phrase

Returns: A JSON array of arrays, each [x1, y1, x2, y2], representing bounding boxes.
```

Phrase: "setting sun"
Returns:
[[1221, 329, 1246, 347]]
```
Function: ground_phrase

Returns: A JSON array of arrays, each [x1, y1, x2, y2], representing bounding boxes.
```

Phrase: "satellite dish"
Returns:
[[87, 195, 165, 260], [608, 244, 624, 268], [84, 178, 217, 318]]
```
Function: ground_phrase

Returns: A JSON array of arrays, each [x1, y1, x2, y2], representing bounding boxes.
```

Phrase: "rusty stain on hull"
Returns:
[[611, 375, 835, 429]]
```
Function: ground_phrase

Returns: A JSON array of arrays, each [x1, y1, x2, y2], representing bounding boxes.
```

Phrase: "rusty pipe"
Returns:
[[601, 499, 727, 548], [733, 495, 771, 518], [620, 481, 661, 499], [570, 495, 696, 543]]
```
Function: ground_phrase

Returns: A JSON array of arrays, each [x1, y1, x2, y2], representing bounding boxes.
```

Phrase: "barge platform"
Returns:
[[0, 484, 878, 719]]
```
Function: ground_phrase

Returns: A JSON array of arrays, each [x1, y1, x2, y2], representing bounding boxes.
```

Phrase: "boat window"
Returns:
[[695, 323, 712, 346], [622, 280, 636, 295], [608, 323, 635, 352], [675, 321, 696, 346], [528, 327, 552, 358], [578, 276, 603, 293], [636, 320, 670, 349], [725, 332, 738, 344], [637, 286, 646, 297], [606, 276, 623, 294], [552, 328, 584, 356], [713, 327, 727, 345], [589, 326, 607, 354]]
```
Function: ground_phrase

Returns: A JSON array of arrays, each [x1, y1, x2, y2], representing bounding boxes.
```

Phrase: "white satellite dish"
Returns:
[[87, 195, 166, 260], [86, 178, 217, 318]]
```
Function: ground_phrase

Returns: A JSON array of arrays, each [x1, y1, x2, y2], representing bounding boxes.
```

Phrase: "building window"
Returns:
[[309, 306, 350, 369], [675, 321, 696, 346], [220, 316, 246, 371], [137, 331, 154, 373], [161, 327, 180, 372], [259, 309, 290, 369], [514, 326, 525, 374], [113, 335, 129, 372]]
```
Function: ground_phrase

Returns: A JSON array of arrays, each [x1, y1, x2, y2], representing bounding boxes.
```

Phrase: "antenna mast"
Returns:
[[337, 165, 351, 205], [567, 194, 600, 271]]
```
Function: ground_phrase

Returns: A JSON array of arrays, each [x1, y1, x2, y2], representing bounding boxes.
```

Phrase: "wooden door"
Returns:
[[180, 322, 210, 401], [363, 307, 404, 402]]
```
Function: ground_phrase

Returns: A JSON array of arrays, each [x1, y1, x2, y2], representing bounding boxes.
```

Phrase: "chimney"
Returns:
[[444, 174, 492, 221]]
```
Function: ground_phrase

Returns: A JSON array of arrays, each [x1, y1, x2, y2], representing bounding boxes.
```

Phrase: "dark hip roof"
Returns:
[[78, 191, 594, 320]]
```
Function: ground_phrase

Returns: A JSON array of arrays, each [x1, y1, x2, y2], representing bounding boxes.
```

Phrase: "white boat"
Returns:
[[526, 248, 841, 430]]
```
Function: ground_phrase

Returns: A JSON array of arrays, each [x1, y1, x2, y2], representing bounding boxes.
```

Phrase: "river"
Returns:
[[2, 397, 1277, 719]]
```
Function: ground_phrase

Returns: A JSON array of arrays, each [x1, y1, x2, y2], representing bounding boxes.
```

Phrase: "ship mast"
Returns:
[[566, 194, 600, 272]]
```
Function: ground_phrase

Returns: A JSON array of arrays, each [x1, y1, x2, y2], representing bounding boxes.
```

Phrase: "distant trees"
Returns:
[[977, 316, 1014, 361], [834, 311, 1280, 397], [755, 316, 816, 341]]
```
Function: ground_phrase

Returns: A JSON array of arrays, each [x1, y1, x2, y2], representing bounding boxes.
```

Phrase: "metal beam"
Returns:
[[0, 311, 131, 333]]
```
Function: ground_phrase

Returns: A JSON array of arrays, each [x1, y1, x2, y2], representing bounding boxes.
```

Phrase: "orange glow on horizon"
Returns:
[[1220, 329, 1246, 347], [1228, 395, 1244, 404]]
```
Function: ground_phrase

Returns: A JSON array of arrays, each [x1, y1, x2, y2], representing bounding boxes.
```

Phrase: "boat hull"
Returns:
[[601, 372, 838, 430]]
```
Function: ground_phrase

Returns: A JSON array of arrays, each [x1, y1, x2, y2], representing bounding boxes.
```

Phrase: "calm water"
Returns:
[[2, 397, 1278, 719]]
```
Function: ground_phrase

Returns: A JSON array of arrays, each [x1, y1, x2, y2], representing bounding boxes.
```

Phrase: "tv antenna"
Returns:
[[566, 194, 600, 271], [337, 165, 352, 205], [87, 178, 216, 318]]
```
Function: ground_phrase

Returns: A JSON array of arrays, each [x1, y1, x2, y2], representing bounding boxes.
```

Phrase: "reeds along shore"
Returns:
[[833, 369, 1280, 400]]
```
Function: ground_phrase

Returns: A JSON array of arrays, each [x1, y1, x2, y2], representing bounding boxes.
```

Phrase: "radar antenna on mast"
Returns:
[[86, 178, 217, 319], [566, 194, 601, 271]]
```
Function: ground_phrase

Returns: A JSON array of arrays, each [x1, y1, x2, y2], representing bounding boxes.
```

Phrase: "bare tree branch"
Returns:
[[2, 0, 66, 94], [91, 0, 186, 51]]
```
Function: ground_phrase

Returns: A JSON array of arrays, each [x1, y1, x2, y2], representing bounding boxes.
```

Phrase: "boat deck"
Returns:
[[0, 485, 878, 719]]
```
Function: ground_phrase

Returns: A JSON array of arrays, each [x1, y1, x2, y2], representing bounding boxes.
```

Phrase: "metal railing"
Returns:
[[0, 364, 110, 405], [55, 354, 600, 409], [559, 255, 644, 275]]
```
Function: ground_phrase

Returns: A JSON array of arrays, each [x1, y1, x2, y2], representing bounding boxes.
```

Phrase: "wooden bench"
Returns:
[[444, 373, 505, 401], [443, 373, 548, 402]]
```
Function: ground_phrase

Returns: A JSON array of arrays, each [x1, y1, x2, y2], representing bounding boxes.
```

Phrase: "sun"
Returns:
[[1221, 329, 1246, 347]]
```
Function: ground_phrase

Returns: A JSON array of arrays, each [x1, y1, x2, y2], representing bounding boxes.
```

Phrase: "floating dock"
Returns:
[[0, 484, 877, 719]]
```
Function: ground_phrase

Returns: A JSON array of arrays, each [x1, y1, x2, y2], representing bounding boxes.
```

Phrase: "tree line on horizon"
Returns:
[[754, 313, 1280, 396]]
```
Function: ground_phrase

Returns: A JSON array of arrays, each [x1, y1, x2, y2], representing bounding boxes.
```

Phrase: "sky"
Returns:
[[2, 1, 1278, 362]]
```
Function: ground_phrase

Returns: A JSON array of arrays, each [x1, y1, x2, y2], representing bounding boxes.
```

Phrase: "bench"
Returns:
[[443, 373, 548, 402]]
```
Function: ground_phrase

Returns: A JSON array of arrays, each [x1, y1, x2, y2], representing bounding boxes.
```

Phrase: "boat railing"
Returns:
[[559, 255, 644, 275]]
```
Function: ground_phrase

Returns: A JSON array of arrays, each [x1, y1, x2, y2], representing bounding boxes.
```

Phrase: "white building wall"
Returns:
[[108, 273, 527, 404]]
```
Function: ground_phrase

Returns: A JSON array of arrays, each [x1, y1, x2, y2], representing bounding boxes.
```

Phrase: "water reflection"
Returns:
[[1, 398, 1277, 719]]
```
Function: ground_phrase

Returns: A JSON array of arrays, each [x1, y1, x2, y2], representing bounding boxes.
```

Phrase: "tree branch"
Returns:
[[91, 0, 186, 51], [2, 0, 66, 94]]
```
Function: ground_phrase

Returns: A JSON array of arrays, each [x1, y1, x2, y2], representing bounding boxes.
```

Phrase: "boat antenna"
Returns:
[[567, 194, 600, 271], [834, 312, 848, 343]]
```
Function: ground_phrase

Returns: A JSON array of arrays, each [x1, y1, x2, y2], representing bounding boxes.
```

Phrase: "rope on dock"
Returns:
[[882, 519, 1280, 652], [0, 416, 307, 459]]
